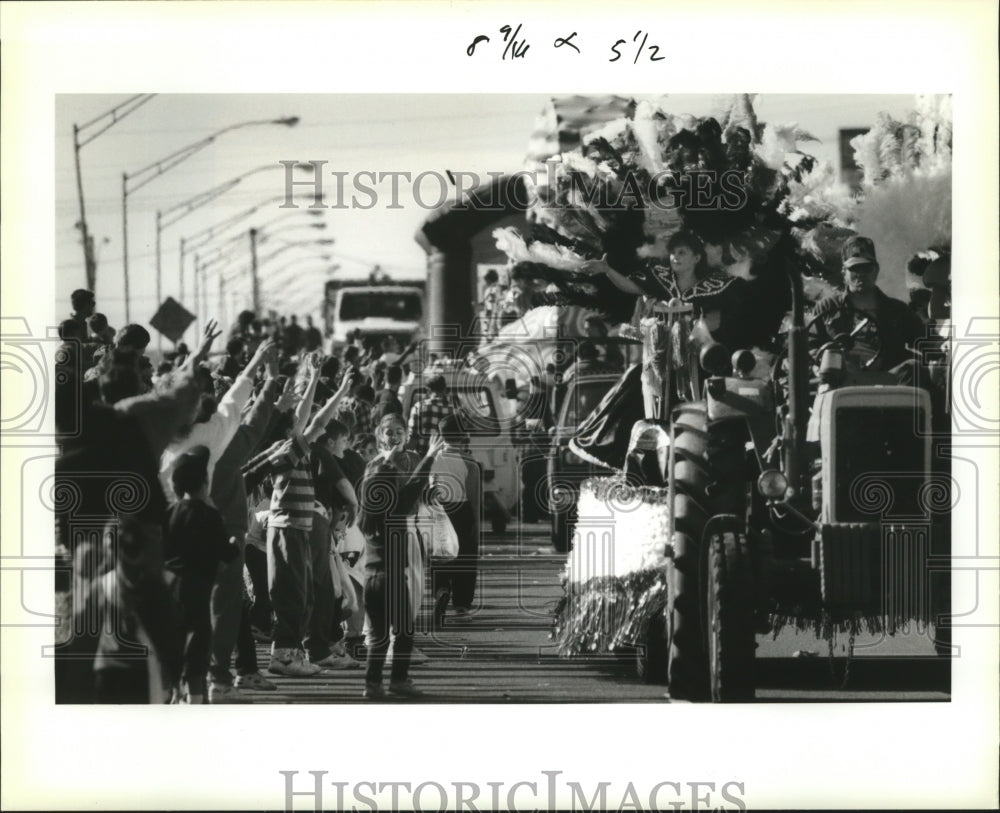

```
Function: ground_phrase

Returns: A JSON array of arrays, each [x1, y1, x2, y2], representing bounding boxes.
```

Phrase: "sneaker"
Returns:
[[452, 606, 472, 620], [329, 641, 350, 658], [208, 682, 252, 704], [387, 679, 424, 698], [311, 651, 361, 670], [234, 672, 277, 691], [385, 646, 427, 668], [268, 646, 321, 677], [363, 682, 385, 700]]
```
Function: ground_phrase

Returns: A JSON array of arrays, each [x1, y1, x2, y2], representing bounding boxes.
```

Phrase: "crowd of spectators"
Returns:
[[54, 293, 483, 703]]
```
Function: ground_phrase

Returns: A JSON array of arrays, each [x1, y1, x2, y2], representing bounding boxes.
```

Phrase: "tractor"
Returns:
[[624, 265, 951, 701]]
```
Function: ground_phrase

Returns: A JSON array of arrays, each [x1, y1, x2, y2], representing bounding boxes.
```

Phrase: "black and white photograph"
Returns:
[[2, 2, 997, 811], [48, 90, 957, 705]]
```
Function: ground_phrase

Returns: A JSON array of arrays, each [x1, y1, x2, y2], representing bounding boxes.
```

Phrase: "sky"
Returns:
[[55, 93, 918, 336]]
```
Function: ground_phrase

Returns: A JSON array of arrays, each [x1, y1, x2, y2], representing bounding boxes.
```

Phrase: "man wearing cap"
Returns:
[[811, 235, 927, 372]]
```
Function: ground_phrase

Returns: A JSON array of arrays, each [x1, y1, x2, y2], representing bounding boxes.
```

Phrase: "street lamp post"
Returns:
[[249, 228, 261, 314], [258, 259, 337, 313], [72, 94, 155, 293], [185, 215, 326, 325], [121, 115, 298, 327], [157, 162, 306, 322], [72, 124, 96, 292], [179, 198, 321, 310], [193, 253, 201, 336], [121, 172, 131, 321]]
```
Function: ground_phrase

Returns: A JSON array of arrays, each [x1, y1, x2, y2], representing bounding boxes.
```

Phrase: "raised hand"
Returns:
[[426, 433, 447, 459], [579, 254, 613, 276], [249, 338, 277, 371], [275, 376, 298, 412], [264, 344, 280, 380], [190, 319, 223, 365], [334, 370, 353, 398], [203, 319, 222, 343]]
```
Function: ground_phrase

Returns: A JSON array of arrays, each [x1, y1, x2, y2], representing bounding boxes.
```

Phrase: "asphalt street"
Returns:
[[239, 522, 951, 704]]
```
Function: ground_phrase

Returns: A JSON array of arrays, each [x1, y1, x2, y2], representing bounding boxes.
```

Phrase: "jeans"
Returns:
[[345, 578, 365, 639], [179, 576, 214, 695], [244, 544, 272, 631], [208, 532, 245, 685], [433, 500, 479, 610], [364, 570, 413, 684], [266, 525, 312, 650], [234, 599, 259, 675], [303, 512, 335, 661]]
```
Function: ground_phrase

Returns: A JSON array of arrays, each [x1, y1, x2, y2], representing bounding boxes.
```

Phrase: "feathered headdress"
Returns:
[[848, 94, 952, 299], [497, 94, 835, 313]]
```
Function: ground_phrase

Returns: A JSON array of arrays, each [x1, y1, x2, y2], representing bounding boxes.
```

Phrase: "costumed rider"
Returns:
[[568, 230, 781, 480]]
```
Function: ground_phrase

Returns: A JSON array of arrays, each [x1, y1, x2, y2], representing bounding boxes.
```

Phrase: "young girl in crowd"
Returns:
[[357, 413, 443, 699]]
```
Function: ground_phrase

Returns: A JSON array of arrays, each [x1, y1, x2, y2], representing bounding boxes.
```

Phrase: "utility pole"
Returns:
[[200, 263, 208, 329], [155, 210, 162, 352], [121, 172, 131, 323], [219, 274, 226, 329], [72, 95, 155, 295], [179, 237, 186, 303], [72, 124, 97, 292], [249, 228, 260, 314], [193, 253, 201, 337]]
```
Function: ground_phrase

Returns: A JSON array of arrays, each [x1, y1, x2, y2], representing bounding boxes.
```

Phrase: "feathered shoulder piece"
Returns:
[[493, 226, 592, 272]]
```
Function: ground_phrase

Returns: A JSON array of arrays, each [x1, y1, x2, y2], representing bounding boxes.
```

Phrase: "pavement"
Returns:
[[233, 522, 951, 704]]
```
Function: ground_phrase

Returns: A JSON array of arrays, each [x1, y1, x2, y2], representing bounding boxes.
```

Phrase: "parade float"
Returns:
[[490, 94, 953, 700]]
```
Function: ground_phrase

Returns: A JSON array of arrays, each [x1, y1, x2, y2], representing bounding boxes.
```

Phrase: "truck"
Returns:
[[322, 270, 426, 351]]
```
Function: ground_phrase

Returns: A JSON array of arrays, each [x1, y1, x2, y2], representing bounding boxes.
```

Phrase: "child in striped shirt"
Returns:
[[265, 354, 353, 676]]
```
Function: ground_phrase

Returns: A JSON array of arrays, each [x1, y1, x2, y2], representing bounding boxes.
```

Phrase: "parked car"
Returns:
[[400, 359, 519, 533], [546, 372, 622, 551]]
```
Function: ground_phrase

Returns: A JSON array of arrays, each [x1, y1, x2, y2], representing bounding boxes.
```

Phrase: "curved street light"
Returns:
[[72, 94, 156, 292], [121, 115, 299, 322], [198, 218, 327, 283], [256, 237, 336, 269], [247, 236, 335, 314], [256, 220, 327, 245], [195, 234, 334, 332], [177, 199, 322, 332], [161, 163, 317, 305]]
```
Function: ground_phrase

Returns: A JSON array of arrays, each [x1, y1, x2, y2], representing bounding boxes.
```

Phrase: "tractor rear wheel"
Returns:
[[707, 532, 756, 702]]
